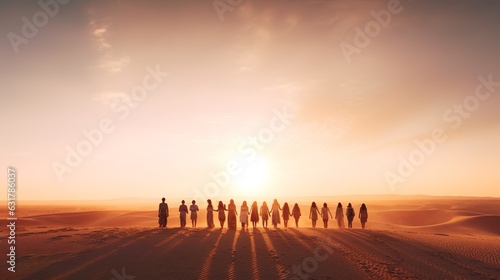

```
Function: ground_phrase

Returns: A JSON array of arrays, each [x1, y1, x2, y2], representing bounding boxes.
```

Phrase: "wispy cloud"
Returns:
[[89, 18, 130, 73], [92, 90, 128, 105]]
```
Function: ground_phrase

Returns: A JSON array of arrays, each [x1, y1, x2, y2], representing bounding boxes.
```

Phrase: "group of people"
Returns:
[[309, 202, 369, 229], [158, 198, 368, 230]]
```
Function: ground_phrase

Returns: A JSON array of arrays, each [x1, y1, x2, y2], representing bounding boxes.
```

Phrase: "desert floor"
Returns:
[[2, 197, 499, 279]]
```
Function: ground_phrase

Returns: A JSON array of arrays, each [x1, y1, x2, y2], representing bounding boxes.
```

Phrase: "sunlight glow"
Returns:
[[234, 157, 270, 196]]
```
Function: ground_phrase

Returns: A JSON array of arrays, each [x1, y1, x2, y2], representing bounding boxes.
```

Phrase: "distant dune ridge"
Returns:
[[3, 196, 500, 279]]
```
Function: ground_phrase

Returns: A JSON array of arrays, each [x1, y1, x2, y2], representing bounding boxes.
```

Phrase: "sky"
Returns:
[[1, 0, 499, 201]]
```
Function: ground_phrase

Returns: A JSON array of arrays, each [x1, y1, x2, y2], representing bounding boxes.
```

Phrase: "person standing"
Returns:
[[228, 199, 238, 229], [190, 200, 199, 228], [291, 203, 301, 228], [359, 203, 368, 229], [240, 201, 249, 229], [309, 202, 321, 228], [321, 203, 333, 228], [270, 199, 282, 229], [207, 199, 215, 228], [346, 203, 356, 228], [335, 203, 345, 229], [215, 201, 227, 229], [250, 201, 259, 228], [260, 201, 270, 228], [282, 202, 291, 228], [158, 197, 168, 228], [179, 200, 188, 228]]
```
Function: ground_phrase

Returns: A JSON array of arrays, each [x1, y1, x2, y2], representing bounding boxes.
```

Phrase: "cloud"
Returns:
[[89, 19, 130, 73], [92, 90, 128, 105]]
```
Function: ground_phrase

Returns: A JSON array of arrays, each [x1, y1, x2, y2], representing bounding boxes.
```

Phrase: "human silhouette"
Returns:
[[309, 202, 321, 228], [359, 203, 368, 229], [190, 200, 199, 228], [346, 203, 355, 228], [291, 203, 301, 228], [270, 199, 282, 229], [215, 201, 227, 228], [228, 199, 238, 230], [260, 201, 270, 228], [158, 197, 169, 228], [207, 199, 215, 228], [335, 203, 345, 228], [240, 201, 249, 230], [321, 203, 333, 228], [179, 200, 188, 228], [282, 202, 291, 228], [250, 201, 259, 228]]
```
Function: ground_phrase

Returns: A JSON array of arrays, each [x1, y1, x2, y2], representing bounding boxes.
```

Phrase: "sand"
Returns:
[[2, 196, 499, 279]]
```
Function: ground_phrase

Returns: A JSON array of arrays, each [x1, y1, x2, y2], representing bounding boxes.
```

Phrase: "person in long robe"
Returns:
[[282, 202, 291, 228], [292, 203, 301, 228], [179, 200, 188, 228], [227, 199, 238, 230], [240, 201, 249, 230], [270, 199, 282, 229], [250, 201, 259, 228], [207, 199, 215, 228], [158, 197, 168, 227], [260, 201, 270, 228], [335, 202, 345, 229], [359, 203, 368, 229], [346, 203, 356, 229]]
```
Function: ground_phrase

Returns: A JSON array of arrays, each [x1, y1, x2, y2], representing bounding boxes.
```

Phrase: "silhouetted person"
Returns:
[[292, 203, 301, 228], [190, 200, 199, 228], [346, 203, 355, 228], [282, 202, 291, 228], [250, 201, 259, 228], [215, 201, 227, 228], [179, 200, 188, 228], [207, 199, 215, 228], [240, 201, 249, 230], [309, 202, 321, 228], [158, 197, 168, 228], [321, 203, 333, 228], [260, 201, 270, 228], [359, 203, 368, 229], [335, 203, 345, 228], [270, 199, 282, 229], [228, 199, 238, 230]]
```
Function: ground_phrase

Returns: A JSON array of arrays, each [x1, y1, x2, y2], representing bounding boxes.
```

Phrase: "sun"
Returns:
[[234, 157, 270, 196]]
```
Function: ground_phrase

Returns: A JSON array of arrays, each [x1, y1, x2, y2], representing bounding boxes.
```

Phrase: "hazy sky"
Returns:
[[1, 0, 499, 201]]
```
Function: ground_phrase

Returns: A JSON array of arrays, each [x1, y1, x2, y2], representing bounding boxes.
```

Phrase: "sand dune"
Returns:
[[7, 227, 500, 279], [3, 197, 500, 279]]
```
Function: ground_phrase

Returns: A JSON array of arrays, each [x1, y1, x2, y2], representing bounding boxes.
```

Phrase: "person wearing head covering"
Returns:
[[359, 203, 368, 229], [282, 202, 291, 228], [335, 203, 345, 229], [270, 199, 282, 229], [227, 199, 238, 229], [158, 197, 168, 227], [346, 203, 356, 228], [291, 203, 301, 228]]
